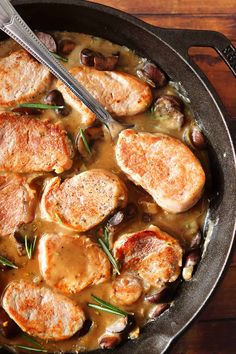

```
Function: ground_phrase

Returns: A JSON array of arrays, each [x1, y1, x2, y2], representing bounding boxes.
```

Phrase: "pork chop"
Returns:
[[41, 169, 128, 231], [0, 174, 36, 236], [2, 281, 85, 341], [115, 129, 205, 213], [56, 66, 153, 125], [0, 113, 74, 173], [113, 225, 183, 297], [0, 50, 51, 107], [38, 234, 111, 293]]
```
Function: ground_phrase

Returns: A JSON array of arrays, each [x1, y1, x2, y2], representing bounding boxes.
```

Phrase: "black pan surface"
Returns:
[[0, 1, 235, 353]]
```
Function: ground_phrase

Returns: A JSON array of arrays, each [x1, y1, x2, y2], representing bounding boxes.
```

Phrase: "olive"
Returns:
[[106, 315, 135, 334], [59, 39, 76, 55], [140, 62, 167, 87], [76, 124, 103, 159], [94, 52, 120, 71], [106, 203, 137, 234], [45, 89, 64, 106], [182, 249, 200, 281], [12, 232, 26, 257], [191, 127, 207, 149], [149, 303, 170, 319], [107, 211, 125, 227], [99, 333, 121, 349], [145, 287, 172, 304], [0, 307, 20, 338], [153, 95, 185, 130], [11, 107, 41, 116], [35, 31, 57, 53], [80, 48, 95, 67], [189, 231, 202, 250]]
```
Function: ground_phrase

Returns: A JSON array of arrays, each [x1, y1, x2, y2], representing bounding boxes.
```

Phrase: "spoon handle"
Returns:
[[0, 0, 124, 137]]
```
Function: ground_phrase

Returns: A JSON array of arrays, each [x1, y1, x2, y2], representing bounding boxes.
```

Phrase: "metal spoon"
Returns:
[[0, 0, 128, 139]]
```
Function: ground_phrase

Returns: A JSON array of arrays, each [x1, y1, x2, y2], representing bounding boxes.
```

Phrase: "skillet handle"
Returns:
[[149, 27, 236, 146]]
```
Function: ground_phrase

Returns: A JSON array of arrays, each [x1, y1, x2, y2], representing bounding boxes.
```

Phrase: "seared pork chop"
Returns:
[[38, 234, 111, 293], [0, 50, 51, 107], [115, 129, 205, 213], [0, 175, 36, 236], [112, 225, 183, 303], [0, 113, 74, 173], [41, 169, 127, 231], [56, 66, 153, 125], [2, 281, 85, 341]]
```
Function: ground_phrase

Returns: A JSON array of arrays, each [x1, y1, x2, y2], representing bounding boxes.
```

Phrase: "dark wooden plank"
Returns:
[[89, 0, 236, 15], [169, 319, 236, 354]]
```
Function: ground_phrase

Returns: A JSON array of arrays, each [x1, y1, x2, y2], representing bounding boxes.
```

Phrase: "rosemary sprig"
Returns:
[[51, 52, 68, 62], [0, 256, 18, 269], [24, 236, 37, 260], [16, 345, 47, 352], [19, 103, 64, 110], [98, 238, 120, 275], [88, 295, 132, 317], [79, 128, 92, 155], [103, 227, 110, 249], [54, 212, 63, 224], [21, 334, 42, 348]]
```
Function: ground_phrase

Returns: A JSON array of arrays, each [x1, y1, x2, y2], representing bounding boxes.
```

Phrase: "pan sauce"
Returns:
[[0, 32, 209, 353]]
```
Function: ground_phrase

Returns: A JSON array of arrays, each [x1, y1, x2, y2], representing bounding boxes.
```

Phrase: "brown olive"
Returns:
[[0, 307, 20, 338], [149, 303, 170, 319], [99, 333, 121, 349], [80, 48, 95, 67], [94, 52, 120, 71], [11, 107, 41, 116], [189, 231, 202, 250], [35, 31, 57, 52], [45, 89, 64, 106], [191, 127, 207, 149], [85, 124, 104, 140], [59, 39, 76, 55], [182, 249, 200, 281], [106, 203, 137, 234], [145, 287, 172, 304], [107, 211, 125, 227], [153, 95, 185, 130], [107, 315, 135, 334], [142, 62, 167, 87]]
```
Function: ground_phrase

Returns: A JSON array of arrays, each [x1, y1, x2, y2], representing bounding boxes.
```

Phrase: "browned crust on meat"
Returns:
[[40, 169, 128, 231], [115, 129, 205, 213], [2, 281, 85, 341], [0, 112, 74, 173], [0, 174, 36, 236], [0, 50, 52, 107]]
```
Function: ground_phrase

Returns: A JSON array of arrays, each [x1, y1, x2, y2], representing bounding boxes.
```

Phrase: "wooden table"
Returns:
[[89, 1, 236, 353]]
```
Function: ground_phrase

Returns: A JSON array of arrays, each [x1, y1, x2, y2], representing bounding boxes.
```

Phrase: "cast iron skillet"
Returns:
[[1, 1, 236, 353]]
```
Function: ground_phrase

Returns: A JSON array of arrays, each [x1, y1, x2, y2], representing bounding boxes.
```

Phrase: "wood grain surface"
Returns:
[[89, 1, 236, 353]]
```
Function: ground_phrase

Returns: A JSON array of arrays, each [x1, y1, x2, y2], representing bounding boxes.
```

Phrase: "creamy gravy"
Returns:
[[0, 32, 209, 353]]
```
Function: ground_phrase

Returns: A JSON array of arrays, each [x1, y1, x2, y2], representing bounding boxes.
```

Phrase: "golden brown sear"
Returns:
[[0, 113, 74, 173], [0, 50, 51, 107], [40, 169, 128, 231], [116, 129, 205, 213], [2, 281, 85, 341]]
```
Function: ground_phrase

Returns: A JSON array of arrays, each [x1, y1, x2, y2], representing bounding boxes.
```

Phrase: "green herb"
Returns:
[[51, 52, 68, 62], [24, 236, 37, 260], [21, 334, 42, 348], [19, 103, 64, 110], [16, 345, 47, 352], [103, 227, 110, 249], [54, 212, 63, 224], [0, 256, 18, 269], [88, 295, 132, 317], [80, 128, 92, 155], [98, 238, 120, 275]]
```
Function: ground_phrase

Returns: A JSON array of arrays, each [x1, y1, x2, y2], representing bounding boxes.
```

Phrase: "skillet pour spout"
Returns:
[[0, 1, 235, 353]]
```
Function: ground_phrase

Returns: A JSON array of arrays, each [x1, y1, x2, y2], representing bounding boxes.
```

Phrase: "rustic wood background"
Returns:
[[88, 1, 236, 353]]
